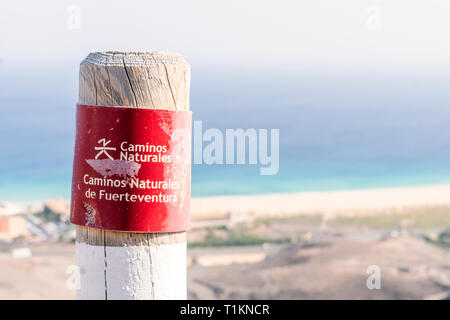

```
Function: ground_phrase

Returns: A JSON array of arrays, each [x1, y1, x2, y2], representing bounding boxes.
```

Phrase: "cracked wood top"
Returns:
[[79, 51, 190, 110]]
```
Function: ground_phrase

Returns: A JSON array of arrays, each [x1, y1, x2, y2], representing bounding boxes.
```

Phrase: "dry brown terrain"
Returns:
[[0, 244, 75, 299], [0, 225, 449, 300], [188, 236, 450, 299]]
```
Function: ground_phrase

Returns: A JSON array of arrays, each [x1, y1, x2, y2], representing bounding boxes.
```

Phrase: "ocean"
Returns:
[[1, 64, 450, 201]]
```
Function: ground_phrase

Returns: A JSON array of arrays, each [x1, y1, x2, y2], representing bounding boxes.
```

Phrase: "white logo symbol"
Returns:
[[95, 138, 116, 160]]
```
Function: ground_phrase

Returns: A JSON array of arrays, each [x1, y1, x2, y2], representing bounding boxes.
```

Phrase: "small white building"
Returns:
[[0, 214, 29, 240]]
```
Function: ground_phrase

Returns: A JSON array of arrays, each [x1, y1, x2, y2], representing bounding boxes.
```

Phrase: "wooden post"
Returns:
[[75, 51, 190, 300]]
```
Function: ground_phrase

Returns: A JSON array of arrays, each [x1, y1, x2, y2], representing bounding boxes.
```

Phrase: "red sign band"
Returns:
[[70, 104, 192, 232]]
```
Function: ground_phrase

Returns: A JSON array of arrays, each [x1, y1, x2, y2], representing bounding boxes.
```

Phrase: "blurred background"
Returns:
[[0, 0, 449, 299]]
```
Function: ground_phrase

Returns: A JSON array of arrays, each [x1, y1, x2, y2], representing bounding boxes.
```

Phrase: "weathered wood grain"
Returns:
[[76, 51, 190, 300]]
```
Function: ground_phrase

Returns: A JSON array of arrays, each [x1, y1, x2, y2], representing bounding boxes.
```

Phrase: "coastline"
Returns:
[[190, 184, 450, 220], [2, 184, 450, 219]]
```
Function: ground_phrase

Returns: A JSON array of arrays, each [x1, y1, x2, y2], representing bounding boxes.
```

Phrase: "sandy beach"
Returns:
[[3, 184, 450, 220], [191, 184, 450, 220]]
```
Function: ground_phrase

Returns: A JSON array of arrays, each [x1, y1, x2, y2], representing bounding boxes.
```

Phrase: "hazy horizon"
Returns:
[[2, 66, 450, 201]]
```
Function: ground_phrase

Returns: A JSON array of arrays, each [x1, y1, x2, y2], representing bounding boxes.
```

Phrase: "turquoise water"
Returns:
[[1, 66, 450, 201]]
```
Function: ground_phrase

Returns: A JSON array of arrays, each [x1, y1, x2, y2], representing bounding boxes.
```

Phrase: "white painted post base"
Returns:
[[76, 241, 186, 300]]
